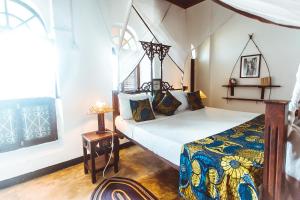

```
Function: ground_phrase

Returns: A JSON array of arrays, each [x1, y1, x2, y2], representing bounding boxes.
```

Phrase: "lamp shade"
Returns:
[[199, 90, 207, 99], [89, 102, 113, 114]]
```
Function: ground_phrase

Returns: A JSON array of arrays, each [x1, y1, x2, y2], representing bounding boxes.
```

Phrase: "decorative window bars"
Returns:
[[0, 98, 57, 153]]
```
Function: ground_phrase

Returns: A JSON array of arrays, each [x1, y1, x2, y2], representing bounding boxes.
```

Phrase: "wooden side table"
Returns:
[[82, 130, 119, 183]]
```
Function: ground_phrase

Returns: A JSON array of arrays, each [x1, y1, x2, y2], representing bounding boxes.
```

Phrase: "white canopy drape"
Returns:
[[216, 0, 300, 28], [99, 0, 300, 86], [117, 0, 188, 83]]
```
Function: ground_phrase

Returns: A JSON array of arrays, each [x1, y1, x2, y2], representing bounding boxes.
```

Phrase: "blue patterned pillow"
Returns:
[[152, 91, 165, 111], [130, 99, 155, 122], [187, 91, 204, 110], [156, 91, 182, 116]]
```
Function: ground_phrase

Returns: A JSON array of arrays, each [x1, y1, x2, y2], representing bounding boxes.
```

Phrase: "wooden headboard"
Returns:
[[112, 80, 183, 132]]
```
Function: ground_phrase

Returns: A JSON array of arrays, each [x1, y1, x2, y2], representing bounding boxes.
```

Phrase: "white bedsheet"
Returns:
[[115, 107, 260, 166]]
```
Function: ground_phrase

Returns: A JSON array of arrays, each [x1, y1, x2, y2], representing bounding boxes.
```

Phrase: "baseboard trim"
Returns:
[[0, 156, 83, 190], [0, 141, 134, 190], [120, 141, 135, 149]]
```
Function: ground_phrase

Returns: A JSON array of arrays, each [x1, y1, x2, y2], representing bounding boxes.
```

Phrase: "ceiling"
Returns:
[[165, 0, 205, 9]]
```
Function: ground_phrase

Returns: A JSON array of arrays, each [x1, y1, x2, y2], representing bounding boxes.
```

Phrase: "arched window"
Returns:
[[0, 1, 58, 152], [0, 0, 56, 100], [111, 26, 137, 50], [0, 0, 46, 35]]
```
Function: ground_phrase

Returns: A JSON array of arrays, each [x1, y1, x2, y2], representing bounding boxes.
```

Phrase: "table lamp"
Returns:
[[89, 102, 113, 134], [199, 90, 207, 99]]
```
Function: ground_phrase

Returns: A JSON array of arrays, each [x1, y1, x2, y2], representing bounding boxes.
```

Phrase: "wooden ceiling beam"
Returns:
[[165, 0, 205, 9]]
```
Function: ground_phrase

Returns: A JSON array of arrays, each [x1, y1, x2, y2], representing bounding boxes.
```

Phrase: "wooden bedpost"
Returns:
[[112, 90, 120, 132], [263, 100, 289, 200], [190, 58, 195, 92]]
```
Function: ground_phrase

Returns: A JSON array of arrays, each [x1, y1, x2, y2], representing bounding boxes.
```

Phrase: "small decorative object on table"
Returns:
[[82, 131, 119, 184], [240, 54, 261, 78], [261, 76, 272, 86], [229, 78, 237, 86], [228, 78, 237, 96], [89, 102, 113, 134]]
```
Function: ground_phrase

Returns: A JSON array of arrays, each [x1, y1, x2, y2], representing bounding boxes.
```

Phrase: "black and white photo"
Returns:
[[240, 54, 261, 78]]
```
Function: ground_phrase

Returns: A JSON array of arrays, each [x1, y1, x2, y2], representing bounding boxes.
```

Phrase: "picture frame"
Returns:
[[240, 54, 261, 78], [152, 79, 162, 91]]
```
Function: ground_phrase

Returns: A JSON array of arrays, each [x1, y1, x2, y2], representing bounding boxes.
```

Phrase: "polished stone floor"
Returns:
[[0, 146, 180, 200]]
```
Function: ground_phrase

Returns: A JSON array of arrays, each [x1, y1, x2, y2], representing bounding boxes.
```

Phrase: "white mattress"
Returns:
[[115, 107, 260, 166]]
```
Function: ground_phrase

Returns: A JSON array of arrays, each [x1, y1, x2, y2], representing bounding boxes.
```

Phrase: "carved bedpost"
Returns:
[[263, 100, 289, 200]]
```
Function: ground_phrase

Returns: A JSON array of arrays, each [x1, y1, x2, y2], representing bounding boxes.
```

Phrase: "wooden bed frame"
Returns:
[[112, 90, 289, 200]]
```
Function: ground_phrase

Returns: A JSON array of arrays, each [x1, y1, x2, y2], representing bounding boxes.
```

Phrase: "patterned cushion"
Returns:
[[187, 91, 205, 110], [156, 91, 182, 116], [152, 91, 165, 111], [130, 99, 155, 122]]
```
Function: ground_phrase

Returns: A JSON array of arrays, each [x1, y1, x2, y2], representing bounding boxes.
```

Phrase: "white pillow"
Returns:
[[118, 93, 152, 120], [169, 90, 189, 112]]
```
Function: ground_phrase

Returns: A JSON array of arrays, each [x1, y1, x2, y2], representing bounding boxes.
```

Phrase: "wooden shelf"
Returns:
[[222, 84, 281, 99], [222, 97, 264, 102], [222, 84, 281, 88]]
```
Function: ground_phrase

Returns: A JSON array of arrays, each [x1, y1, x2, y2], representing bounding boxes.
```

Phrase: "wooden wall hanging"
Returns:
[[222, 34, 281, 102]]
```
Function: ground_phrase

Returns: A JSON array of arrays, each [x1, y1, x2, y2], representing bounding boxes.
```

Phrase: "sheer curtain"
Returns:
[[0, 31, 57, 100], [217, 0, 300, 27], [0, 0, 57, 100]]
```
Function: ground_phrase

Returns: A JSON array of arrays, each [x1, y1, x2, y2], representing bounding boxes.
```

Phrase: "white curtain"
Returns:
[[118, 0, 189, 83], [289, 65, 300, 112], [0, 31, 57, 100], [218, 0, 300, 27], [118, 6, 153, 83], [133, 0, 190, 70], [286, 64, 300, 180]]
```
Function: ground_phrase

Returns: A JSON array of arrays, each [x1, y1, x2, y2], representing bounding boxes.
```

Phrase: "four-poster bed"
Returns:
[[112, 40, 290, 199], [113, 91, 289, 200]]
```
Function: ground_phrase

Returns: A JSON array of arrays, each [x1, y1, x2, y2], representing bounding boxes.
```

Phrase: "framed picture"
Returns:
[[240, 54, 261, 78], [152, 79, 161, 91]]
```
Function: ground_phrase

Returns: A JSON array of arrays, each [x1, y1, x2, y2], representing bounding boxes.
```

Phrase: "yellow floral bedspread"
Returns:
[[179, 115, 265, 200]]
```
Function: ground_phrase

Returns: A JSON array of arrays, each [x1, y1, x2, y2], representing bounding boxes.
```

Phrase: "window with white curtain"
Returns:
[[0, 0, 56, 100], [112, 26, 137, 51], [0, 0, 58, 153], [112, 25, 139, 91]]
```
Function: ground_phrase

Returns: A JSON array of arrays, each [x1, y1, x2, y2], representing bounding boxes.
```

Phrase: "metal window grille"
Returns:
[[0, 98, 57, 153]]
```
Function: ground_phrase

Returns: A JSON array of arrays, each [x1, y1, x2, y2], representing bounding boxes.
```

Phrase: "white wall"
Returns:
[[0, 0, 113, 181], [194, 37, 211, 105], [188, 1, 300, 113], [209, 13, 300, 113], [187, 1, 300, 181]]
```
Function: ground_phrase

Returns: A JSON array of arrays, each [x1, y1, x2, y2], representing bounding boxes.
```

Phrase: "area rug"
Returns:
[[90, 177, 158, 200]]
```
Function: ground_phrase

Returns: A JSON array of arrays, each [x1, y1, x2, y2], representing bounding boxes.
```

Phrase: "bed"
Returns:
[[112, 89, 289, 200], [115, 106, 260, 167]]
